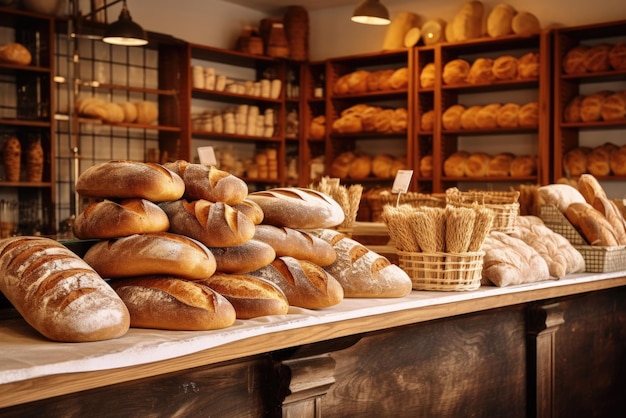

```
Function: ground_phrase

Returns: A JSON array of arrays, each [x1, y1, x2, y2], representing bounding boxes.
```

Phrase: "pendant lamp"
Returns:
[[102, 0, 148, 46], [351, 0, 391, 25]]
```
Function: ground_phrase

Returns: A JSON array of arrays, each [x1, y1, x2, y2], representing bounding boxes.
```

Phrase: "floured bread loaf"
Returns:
[[308, 229, 412, 298], [451, 1, 484, 41], [253, 224, 336, 266], [208, 239, 276, 274], [537, 183, 586, 213], [232, 199, 264, 225]]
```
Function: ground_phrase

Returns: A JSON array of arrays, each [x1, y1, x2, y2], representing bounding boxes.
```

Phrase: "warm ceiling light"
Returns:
[[102, 0, 148, 46], [351, 0, 391, 25]]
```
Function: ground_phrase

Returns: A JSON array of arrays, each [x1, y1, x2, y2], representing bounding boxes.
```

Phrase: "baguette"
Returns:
[[73, 198, 170, 240], [592, 196, 626, 245], [0, 236, 130, 342], [253, 225, 336, 267], [208, 239, 276, 274], [565, 202, 619, 246], [83, 232, 217, 280], [76, 160, 185, 202], [110, 276, 236, 330], [577, 173, 608, 205], [160, 199, 256, 247], [199, 273, 289, 319], [164, 160, 248, 205]]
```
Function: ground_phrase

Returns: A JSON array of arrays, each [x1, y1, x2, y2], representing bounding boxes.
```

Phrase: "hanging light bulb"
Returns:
[[103, 0, 148, 46], [351, 0, 391, 26]]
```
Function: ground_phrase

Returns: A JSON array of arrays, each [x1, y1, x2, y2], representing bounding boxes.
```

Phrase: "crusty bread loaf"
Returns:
[[110, 276, 236, 330], [347, 153, 372, 179], [511, 11, 541, 36], [308, 229, 412, 298], [73, 198, 170, 240], [496, 103, 520, 128], [367, 69, 395, 92], [475, 103, 501, 129], [232, 199, 264, 225], [161, 199, 256, 247], [0, 236, 130, 342], [584, 44, 612, 72], [464, 152, 491, 177], [442, 59, 470, 85], [164, 160, 248, 205], [253, 225, 336, 266], [250, 256, 344, 309], [610, 145, 626, 176], [537, 184, 586, 213], [442, 104, 466, 130], [487, 4, 515, 37], [388, 67, 409, 89], [466, 58, 494, 84], [419, 155, 433, 177], [487, 152, 514, 176], [83, 232, 217, 280], [420, 63, 436, 88], [580, 91, 611, 122], [0, 42, 32, 65], [518, 102, 539, 127], [563, 146, 591, 177], [208, 239, 276, 274], [444, 151, 470, 177], [460, 105, 482, 130], [517, 52, 540, 79], [565, 201, 619, 246], [76, 160, 185, 202], [563, 45, 589, 74], [492, 55, 518, 80], [117, 101, 138, 123], [578, 173, 608, 204], [330, 151, 355, 178], [199, 273, 289, 319], [133, 101, 158, 125], [371, 153, 395, 178], [592, 195, 626, 245], [600, 91, 626, 121], [587, 143, 618, 177], [609, 42, 626, 70], [564, 95, 584, 123], [421, 110, 434, 131], [248, 187, 345, 229], [510, 155, 537, 177], [450, 1, 484, 41]]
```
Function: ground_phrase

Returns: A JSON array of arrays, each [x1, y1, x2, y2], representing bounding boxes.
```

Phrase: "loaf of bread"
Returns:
[[487, 152, 514, 176], [592, 195, 626, 244], [361, 106, 382, 132], [450, 1, 484, 42], [518, 52, 540, 79], [467, 58, 494, 84], [389, 67, 409, 90], [374, 108, 395, 133], [164, 160, 248, 205], [253, 225, 336, 266], [600, 91, 626, 121], [464, 152, 491, 177], [442, 104, 466, 130], [110, 276, 236, 330], [584, 44, 612, 72], [117, 102, 138, 123], [76, 97, 108, 120], [420, 63, 436, 88], [577, 173, 607, 204], [207, 239, 276, 274], [367, 69, 395, 92], [538, 184, 587, 213], [580, 91, 611, 122], [442, 59, 470, 85], [492, 55, 518, 80], [347, 70, 370, 94], [565, 202, 619, 246], [0, 236, 130, 342], [444, 151, 470, 177], [518, 102, 539, 127], [0, 42, 32, 65], [134, 101, 158, 125], [564, 95, 583, 123], [73, 198, 170, 240], [496, 103, 520, 128], [161, 199, 256, 247], [83, 232, 217, 280], [76, 160, 185, 202], [421, 110, 434, 131], [232, 199, 264, 225], [563, 146, 591, 177], [248, 187, 345, 229], [330, 151, 355, 178], [487, 3, 515, 37], [391, 107, 408, 133], [199, 273, 289, 319], [510, 155, 537, 177], [348, 153, 372, 178], [371, 153, 394, 178], [609, 42, 626, 70], [563, 45, 589, 74], [460, 105, 482, 130], [103, 102, 125, 123], [310, 115, 325, 139], [610, 145, 626, 176], [250, 256, 344, 309], [419, 155, 433, 177], [511, 11, 541, 36], [586, 144, 616, 177], [475, 103, 501, 129]]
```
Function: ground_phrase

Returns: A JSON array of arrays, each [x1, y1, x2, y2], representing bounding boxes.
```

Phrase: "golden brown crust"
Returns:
[[442, 104, 466, 130], [419, 63, 436, 88], [563, 45, 589, 74], [464, 152, 491, 177], [584, 44, 612, 72], [609, 42, 626, 70], [444, 151, 470, 177], [442, 59, 470, 85], [0, 42, 32, 65], [208, 239, 276, 274], [466, 58, 494, 84], [253, 225, 337, 266], [492, 55, 518, 80]]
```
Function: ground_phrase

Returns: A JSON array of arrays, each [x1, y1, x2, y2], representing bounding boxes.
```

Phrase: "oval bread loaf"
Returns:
[[565, 202, 619, 246], [164, 160, 248, 205], [253, 225, 336, 266], [76, 160, 185, 202], [0, 236, 130, 342], [110, 276, 235, 330], [83, 232, 217, 280], [200, 273, 289, 319], [208, 239, 276, 274], [73, 198, 170, 239], [248, 187, 345, 229]]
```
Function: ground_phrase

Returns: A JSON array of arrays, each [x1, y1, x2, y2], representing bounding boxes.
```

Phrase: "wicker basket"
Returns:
[[540, 204, 626, 273], [397, 250, 485, 291], [370, 191, 445, 222], [446, 189, 519, 233]]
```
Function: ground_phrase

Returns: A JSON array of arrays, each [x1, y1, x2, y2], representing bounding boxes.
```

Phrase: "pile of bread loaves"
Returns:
[[75, 97, 159, 125], [0, 160, 412, 343], [562, 42, 626, 74], [332, 104, 407, 135], [330, 151, 407, 179], [444, 151, 537, 177], [333, 67, 408, 95], [563, 142, 626, 177], [440, 101, 538, 131], [564, 91, 626, 123]]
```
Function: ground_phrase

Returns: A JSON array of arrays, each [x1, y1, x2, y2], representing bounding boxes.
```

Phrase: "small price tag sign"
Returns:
[[197, 146, 217, 166], [391, 170, 413, 194]]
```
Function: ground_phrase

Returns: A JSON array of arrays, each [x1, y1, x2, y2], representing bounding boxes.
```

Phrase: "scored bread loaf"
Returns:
[[475, 103, 501, 129], [584, 44, 612, 72], [76, 160, 185, 202], [253, 225, 336, 266], [164, 160, 248, 205], [308, 229, 412, 298], [442, 59, 470, 85], [83, 232, 217, 280], [587, 143, 618, 176], [110, 276, 236, 330], [510, 155, 537, 177], [421, 110, 434, 131], [248, 187, 345, 229], [444, 151, 470, 177], [518, 102, 539, 127], [487, 152, 514, 176], [492, 55, 518, 80], [250, 256, 344, 309], [592, 195, 626, 245], [563, 45, 589, 74], [577, 173, 608, 204], [565, 202, 620, 246], [73, 198, 170, 240], [464, 152, 491, 177], [0, 42, 32, 65], [467, 58, 494, 84], [609, 42, 626, 70], [232, 199, 264, 225], [496, 103, 520, 128], [610, 145, 626, 176], [564, 95, 584, 123], [208, 239, 276, 274], [160, 199, 256, 247], [0, 236, 130, 342], [442, 104, 466, 130], [420, 63, 436, 88], [518, 52, 540, 79], [199, 273, 289, 319], [487, 4, 515, 37], [460, 105, 482, 130], [563, 146, 590, 177]]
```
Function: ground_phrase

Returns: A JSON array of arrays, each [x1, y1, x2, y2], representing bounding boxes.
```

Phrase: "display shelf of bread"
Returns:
[[562, 142, 626, 178], [330, 103, 408, 136], [74, 97, 164, 129], [443, 151, 538, 180], [441, 101, 539, 132]]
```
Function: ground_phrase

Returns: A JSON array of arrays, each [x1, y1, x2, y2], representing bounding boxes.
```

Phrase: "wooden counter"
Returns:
[[1, 273, 625, 417]]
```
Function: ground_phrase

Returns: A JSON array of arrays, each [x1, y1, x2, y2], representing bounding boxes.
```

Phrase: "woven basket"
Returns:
[[397, 250, 484, 291], [370, 191, 445, 221], [446, 189, 519, 233], [540, 204, 626, 273]]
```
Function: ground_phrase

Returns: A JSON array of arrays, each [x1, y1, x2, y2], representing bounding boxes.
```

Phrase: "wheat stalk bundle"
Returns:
[[467, 206, 495, 252], [445, 206, 476, 253]]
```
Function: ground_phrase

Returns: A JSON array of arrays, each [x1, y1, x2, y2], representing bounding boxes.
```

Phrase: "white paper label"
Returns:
[[391, 170, 413, 194], [197, 146, 217, 166]]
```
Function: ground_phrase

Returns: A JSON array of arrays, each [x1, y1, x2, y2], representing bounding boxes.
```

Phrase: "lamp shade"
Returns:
[[103, 2, 148, 46], [351, 0, 390, 25]]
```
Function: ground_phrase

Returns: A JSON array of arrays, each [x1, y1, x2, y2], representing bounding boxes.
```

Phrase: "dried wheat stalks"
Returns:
[[445, 206, 476, 253], [382, 205, 420, 252], [467, 205, 495, 252], [312, 177, 363, 229]]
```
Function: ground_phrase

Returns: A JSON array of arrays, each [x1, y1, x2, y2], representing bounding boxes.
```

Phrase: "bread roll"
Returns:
[[0, 236, 130, 342], [388, 67, 409, 89], [83, 232, 217, 280], [250, 256, 344, 309], [333, 73, 350, 95], [510, 155, 537, 177], [361, 106, 382, 132], [518, 52, 540, 79], [419, 155, 433, 177], [586, 145, 614, 177], [391, 107, 408, 133], [609, 42, 626, 70], [421, 110, 434, 131], [564, 95, 584, 123], [232, 199, 264, 225], [134, 101, 158, 125], [511, 11, 541, 36], [580, 91, 611, 122], [374, 108, 394, 133], [584, 44, 612, 72], [609, 145, 626, 176], [199, 273, 289, 319], [442, 104, 466, 130], [372, 153, 395, 178], [420, 63, 436, 88], [442, 59, 470, 85], [600, 91, 626, 121], [103, 102, 125, 123], [475, 103, 501, 129], [464, 152, 491, 177], [348, 153, 372, 179], [487, 4, 515, 37], [487, 152, 514, 176], [467, 58, 494, 84], [253, 225, 336, 266], [332, 113, 362, 133], [497, 103, 520, 128], [208, 239, 276, 274], [366, 69, 394, 92], [310, 115, 325, 139], [492, 55, 518, 80], [518, 102, 539, 127], [76, 97, 108, 119], [164, 160, 248, 205], [563, 45, 589, 74], [248, 187, 345, 229], [110, 277, 236, 330], [73, 199, 170, 240], [0, 42, 32, 65], [444, 151, 470, 177], [117, 102, 138, 123], [330, 151, 355, 178], [76, 160, 185, 202], [460, 105, 482, 130], [161, 199, 256, 247], [346, 70, 370, 94], [563, 147, 591, 177]]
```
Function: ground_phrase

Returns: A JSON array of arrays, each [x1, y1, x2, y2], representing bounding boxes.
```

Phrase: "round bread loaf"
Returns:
[[519, 102, 539, 127], [164, 160, 248, 205], [487, 4, 515, 37], [518, 52, 540, 79], [444, 151, 470, 177], [580, 91, 611, 122], [330, 151, 355, 178], [564, 95, 584, 123], [0, 237, 130, 342], [0, 42, 32, 65], [492, 55, 518, 80], [586, 146, 613, 177], [609, 145, 626, 175], [487, 152, 515, 176], [419, 155, 433, 178], [160, 199, 256, 248], [249, 256, 344, 309], [117, 101, 138, 123], [83, 232, 217, 280], [208, 239, 276, 274], [563, 45, 589, 74], [103, 102, 125, 123], [76, 160, 185, 202], [388, 67, 408, 89], [442, 104, 466, 130], [366, 69, 395, 92], [110, 276, 236, 330], [563, 147, 591, 177], [600, 91, 626, 121], [253, 225, 336, 266], [460, 105, 482, 130], [348, 153, 372, 179], [199, 273, 289, 319], [421, 110, 434, 131], [609, 42, 626, 70], [372, 153, 395, 178], [466, 58, 494, 84], [497, 103, 520, 128], [73, 198, 170, 239], [248, 187, 345, 229], [510, 155, 537, 177], [346, 70, 369, 94], [475, 103, 501, 129], [134, 101, 158, 124], [584, 44, 612, 72], [374, 108, 394, 133], [464, 152, 491, 177], [391, 107, 408, 133], [361, 106, 382, 132], [442, 59, 470, 85], [420, 63, 436, 88]]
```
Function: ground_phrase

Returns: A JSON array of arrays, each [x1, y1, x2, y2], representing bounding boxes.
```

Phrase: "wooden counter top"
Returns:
[[1, 272, 625, 409]]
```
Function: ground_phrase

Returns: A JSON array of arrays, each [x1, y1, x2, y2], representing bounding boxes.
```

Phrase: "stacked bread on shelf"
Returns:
[[330, 150, 407, 179], [563, 142, 626, 177], [443, 151, 537, 177], [562, 42, 626, 74], [75, 97, 159, 125], [441, 101, 539, 130], [331, 103, 408, 134], [333, 67, 408, 95], [563, 91, 626, 123]]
